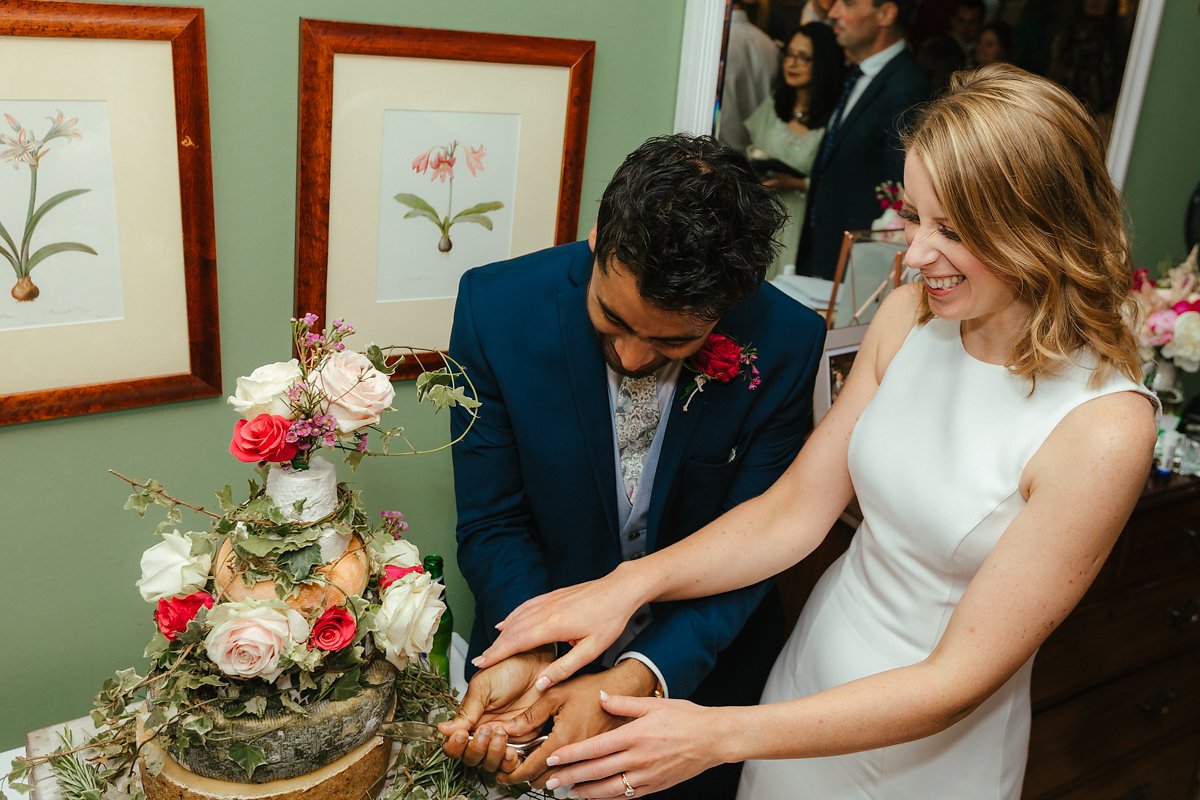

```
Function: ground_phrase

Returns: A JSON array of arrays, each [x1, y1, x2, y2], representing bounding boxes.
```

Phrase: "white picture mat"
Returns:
[[325, 54, 569, 351], [0, 37, 189, 395], [376, 109, 520, 302]]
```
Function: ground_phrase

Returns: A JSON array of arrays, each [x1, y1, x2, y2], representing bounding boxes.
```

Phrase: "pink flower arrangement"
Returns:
[[1131, 245, 1200, 373]]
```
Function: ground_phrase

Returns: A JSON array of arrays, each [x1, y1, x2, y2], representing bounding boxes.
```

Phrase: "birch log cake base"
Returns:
[[140, 735, 391, 800]]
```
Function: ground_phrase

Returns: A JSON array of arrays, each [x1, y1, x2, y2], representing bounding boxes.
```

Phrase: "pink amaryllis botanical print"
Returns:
[[395, 140, 503, 253], [680, 333, 761, 411], [0, 110, 96, 301]]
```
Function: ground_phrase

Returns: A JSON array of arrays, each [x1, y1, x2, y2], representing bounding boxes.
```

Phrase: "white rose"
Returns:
[[136, 530, 212, 602], [228, 359, 302, 419], [317, 351, 395, 432], [373, 572, 446, 668], [204, 600, 309, 681], [1163, 311, 1200, 372], [377, 536, 420, 568]]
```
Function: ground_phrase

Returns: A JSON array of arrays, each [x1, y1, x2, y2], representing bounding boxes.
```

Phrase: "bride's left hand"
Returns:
[[541, 691, 727, 798]]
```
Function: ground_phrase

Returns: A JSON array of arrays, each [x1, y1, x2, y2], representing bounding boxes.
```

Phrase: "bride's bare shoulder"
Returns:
[[859, 283, 924, 380]]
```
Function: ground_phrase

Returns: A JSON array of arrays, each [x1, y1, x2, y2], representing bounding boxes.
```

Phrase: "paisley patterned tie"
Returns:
[[615, 375, 660, 501]]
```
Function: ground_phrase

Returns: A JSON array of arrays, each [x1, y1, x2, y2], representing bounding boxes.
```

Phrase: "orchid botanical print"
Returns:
[[395, 139, 504, 253], [376, 109, 518, 303], [0, 109, 96, 301]]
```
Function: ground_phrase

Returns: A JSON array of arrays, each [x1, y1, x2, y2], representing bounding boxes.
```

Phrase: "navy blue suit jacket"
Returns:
[[799, 48, 931, 278], [449, 240, 825, 698]]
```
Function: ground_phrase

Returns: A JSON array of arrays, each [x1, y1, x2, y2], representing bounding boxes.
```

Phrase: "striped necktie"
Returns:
[[814, 65, 863, 174]]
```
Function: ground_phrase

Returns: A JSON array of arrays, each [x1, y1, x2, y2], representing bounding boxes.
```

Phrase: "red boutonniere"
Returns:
[[681, 333, 760, 412]]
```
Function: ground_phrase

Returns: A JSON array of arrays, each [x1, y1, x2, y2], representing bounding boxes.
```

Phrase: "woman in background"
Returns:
[[477, 65, 1158, 799], [974, 19, 1015, 65], [743, 22, 843, 277]]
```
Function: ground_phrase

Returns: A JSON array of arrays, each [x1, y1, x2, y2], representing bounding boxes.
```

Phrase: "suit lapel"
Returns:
[[558, 257, 620, 538], [646, 364, 708, 550], [824, 50, 907, 165]]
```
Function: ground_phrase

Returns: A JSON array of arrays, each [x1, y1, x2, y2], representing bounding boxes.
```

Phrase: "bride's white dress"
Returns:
[[737, 317, 1152, 799]]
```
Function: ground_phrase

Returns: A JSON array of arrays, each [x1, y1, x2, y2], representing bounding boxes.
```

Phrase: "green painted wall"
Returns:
[[0, 0, 685, 747], [1121, 3, 1200, 400]]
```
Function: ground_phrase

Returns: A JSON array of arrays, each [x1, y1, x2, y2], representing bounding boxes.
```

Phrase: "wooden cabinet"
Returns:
[[1023, 473, 1200, 798], [773, 474, 1200, 797]]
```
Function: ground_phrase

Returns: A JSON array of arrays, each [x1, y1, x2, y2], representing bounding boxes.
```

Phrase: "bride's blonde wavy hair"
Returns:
[[902, 63, 1141, 388]]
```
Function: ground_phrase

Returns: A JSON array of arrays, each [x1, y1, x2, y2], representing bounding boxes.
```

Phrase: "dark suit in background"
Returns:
[[798, 48, 931, 279]]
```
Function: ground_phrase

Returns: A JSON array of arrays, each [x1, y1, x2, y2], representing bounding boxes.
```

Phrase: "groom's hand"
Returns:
[[497, 659, 659, 788], [439, 645, 554, 771]]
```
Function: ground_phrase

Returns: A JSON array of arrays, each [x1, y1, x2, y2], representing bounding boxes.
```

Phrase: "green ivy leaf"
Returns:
[[228, 741, 267, 779], [214, 484, 234, 513], [124, 491, 153, 516], [277, 544, 322, 582], [243, 695, 267, 717], [327, 666, 362, 701], [364, 343, 398, 376], [343, 448, 366, 472]]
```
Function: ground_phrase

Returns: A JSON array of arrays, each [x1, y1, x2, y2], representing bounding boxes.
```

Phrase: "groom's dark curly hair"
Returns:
[[593, 134, 786, 322]]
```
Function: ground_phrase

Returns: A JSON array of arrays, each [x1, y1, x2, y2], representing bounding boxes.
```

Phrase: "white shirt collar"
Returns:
[[857, 38, 907, 78]]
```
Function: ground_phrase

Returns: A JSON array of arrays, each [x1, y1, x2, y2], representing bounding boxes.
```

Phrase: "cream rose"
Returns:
[[376, 536, 420, 568], [228, 359, 302, 419], [1163, 311, 1200, 372], [317, 351, 395, 433], [204, 600, 309, 681], [373, 572, 446, 668], [136, 531, 212, 602]]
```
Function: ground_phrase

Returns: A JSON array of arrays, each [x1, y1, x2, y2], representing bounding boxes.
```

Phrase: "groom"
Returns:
[[443, 134, 826, 798]]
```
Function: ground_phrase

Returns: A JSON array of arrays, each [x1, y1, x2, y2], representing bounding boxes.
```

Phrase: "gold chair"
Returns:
[[825, 230, 907, 329]]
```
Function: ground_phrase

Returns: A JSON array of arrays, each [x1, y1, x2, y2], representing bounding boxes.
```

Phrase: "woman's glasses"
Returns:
[[783, 50, 813, 64]]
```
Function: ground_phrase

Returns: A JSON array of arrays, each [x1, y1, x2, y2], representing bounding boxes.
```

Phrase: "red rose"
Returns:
[[230, 414, 298, 463], [1131, 268, 1151, 291], [379, 563, 424, 593], [154, 591, 215, 641], [308, 606, 357, 652], [1172, 298, 1200, 315], [688, 334, 742, 382]]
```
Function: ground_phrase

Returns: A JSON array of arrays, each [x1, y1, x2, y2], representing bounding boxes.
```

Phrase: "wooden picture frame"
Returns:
[[814, 324, 867, 424], [296, 20, 594, 379], [0, 1, 219, 425]]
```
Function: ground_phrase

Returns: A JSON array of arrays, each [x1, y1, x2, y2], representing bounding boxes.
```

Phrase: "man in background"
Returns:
[[797, 0, 930, 278], [441, 134, 826, 799], [717, 2, 780, 153]]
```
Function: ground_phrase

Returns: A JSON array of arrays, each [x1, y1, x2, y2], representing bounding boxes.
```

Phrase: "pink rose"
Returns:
[[379, 563, 424, 593], [204, 601, 308, 681], [308, 606, 357, 652], [154, 591, 214, 641], [1144, 309, 1179, 347], [316, 350, 396, 433], [230, 414, 298, 463], [1172, 298, 1200, 315], [687, 334, 742, 382]]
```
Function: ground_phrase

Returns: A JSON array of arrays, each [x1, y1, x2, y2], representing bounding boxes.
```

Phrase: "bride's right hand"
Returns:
[[473, 572, 644, 690]]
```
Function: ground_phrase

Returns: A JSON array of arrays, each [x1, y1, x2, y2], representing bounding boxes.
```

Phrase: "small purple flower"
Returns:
[[335, 342, 346, 351], [303, 332, 325, 347], [301, 312, 319, 327], [357, 434, 368, 453], [380, 509, 410, 538]]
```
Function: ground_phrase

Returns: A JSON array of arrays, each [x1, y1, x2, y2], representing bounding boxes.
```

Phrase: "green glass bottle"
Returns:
[[423, 554, 453, 680]]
